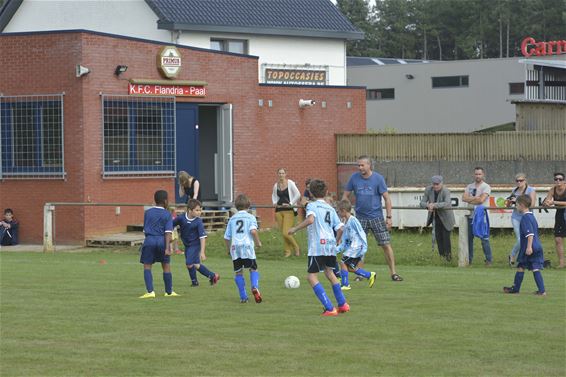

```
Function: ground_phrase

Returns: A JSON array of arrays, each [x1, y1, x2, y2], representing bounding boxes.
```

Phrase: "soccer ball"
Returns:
[[284, 275, 300, 289]]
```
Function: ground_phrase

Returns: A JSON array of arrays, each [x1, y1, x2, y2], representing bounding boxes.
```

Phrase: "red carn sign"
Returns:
[[521, 37, 566, 57]]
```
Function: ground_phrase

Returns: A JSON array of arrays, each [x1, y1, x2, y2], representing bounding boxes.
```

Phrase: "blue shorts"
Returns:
[[140, 236, 170, 264], [517, 261, 544, 271], [185, 244, 201, 265]]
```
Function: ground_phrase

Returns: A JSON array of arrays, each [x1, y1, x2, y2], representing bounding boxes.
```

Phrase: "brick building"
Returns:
[[0, 30, 365, 244]]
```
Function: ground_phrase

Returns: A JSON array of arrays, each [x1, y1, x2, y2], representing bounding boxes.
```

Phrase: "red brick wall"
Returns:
[[0, 31, 365, 244]]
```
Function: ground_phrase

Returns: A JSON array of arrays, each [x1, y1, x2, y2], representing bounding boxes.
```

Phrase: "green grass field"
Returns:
[[1, 230, 565, 376]]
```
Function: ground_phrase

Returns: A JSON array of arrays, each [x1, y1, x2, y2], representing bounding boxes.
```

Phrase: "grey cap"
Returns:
[[431, 175, 443, 184]]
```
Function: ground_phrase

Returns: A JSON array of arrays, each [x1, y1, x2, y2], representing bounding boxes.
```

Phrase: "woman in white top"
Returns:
[[272, 168, 301, 257]]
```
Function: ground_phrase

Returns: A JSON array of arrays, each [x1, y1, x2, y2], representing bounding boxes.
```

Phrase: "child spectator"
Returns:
[[139, 190, 178, 298], [224, 194, 263, 303], [336, 199, 376, 290], [174, 199, 219, 287], [0, 209, 19, 246], [169, 207, 182, 255], [288, 179, 349, 316], [503, 195, 546, 296]]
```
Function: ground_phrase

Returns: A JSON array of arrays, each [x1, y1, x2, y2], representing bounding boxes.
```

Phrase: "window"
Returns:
[[509, 82, 525, 95], [366, 88, 395, 100], [102, 95, 175, 177], [0, 94, 64, 179], [210, 38, 248, 54], [432, 75, 469, 88]]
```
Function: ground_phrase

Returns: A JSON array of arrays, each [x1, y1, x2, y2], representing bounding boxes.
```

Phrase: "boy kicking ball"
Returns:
[[336, 199, 376, 290], [288, 179, 349, 316], [503, 195, 546, 296]]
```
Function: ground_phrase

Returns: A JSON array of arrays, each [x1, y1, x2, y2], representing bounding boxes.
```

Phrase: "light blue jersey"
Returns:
[[224, 210, 258, 260], [306, 200, 343, 256], [338, 215, 368, 258]]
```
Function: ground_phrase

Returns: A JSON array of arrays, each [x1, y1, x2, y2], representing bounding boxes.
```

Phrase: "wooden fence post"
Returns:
[[43, 204, 55, 253]]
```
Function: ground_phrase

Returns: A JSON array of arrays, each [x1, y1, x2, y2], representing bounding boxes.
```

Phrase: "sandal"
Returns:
[[391, 273, 403, 281]]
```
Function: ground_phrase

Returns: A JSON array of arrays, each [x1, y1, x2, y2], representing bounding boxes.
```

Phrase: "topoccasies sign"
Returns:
[[264, 68, 327, 85], [157, 46, 182, 79]]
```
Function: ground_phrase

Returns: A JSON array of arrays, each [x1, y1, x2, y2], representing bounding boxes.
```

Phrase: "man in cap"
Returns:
[[420, 175, 455, 261]]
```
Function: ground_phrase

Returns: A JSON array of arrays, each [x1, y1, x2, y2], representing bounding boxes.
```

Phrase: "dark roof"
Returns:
[[145, 0, 363, 40], [347, 56, 433, 67]]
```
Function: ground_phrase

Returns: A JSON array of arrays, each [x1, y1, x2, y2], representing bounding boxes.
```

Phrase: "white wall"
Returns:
[[4, 0, 172, 42], [179, 31, 347, 85], [348, 58, 526, 133]]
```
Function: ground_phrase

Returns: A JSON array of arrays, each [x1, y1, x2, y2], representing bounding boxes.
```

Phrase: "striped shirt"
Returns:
[[306, 200, 343, 256], [224, 210, 258, 260], [338, 215, 368, 258]]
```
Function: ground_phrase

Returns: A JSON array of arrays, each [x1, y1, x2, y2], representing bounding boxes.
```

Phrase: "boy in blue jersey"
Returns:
[[336, 199, 377, 290], [174, 199, 219, 287], [504, 195, 546, 296], [139, 190, 178, 298], [224, 194, 263, 303], [288, 179, 349, 316]]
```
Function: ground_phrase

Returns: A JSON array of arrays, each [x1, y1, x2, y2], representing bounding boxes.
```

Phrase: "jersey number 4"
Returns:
[[324, 211, 331, 226]]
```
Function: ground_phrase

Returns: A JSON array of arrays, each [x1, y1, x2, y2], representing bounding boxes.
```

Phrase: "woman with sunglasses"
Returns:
[[543, 172, 566, 268], [505, 173, 536, 266]]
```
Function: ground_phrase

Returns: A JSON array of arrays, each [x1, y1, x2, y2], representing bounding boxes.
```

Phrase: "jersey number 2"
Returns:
[[236, 220, 244, 233]]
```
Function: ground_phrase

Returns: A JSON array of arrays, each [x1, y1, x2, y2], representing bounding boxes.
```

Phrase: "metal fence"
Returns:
[[336, 131, 566, 163], [101, 95, 176, 178], [0, 94, 65, 179]]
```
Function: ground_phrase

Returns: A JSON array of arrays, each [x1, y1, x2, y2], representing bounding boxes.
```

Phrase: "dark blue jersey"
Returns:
[[143, 206, 173, 237], [173, 214, 207, 247], [518, 212, 544, 264]]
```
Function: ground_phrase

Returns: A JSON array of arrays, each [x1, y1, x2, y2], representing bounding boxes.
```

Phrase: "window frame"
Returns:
[[366, 88, 395, 100], [210, 38, 248, 54], [431, 75, 469, 89]]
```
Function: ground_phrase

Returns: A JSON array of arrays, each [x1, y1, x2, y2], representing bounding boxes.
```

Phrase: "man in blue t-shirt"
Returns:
[[342, 155, 403, 282]]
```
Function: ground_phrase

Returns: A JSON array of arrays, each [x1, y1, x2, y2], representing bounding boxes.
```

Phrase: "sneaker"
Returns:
[[251, 287, 262, 303], [368, 272, 377, 288], [321, 308, 339, 317], [485, 261, 492, 267], [533, 291, 547, 296], [354, 276, 364, 282], [503, 286, 519, 294], [191, 282, 199, 287], [337, 303, 350, 313], [139, 291, 155, 299], [240, 298, 248, 303], [164, 291, 180, 297], [209, 273, 220, 286], [340, 285, 352, 291]]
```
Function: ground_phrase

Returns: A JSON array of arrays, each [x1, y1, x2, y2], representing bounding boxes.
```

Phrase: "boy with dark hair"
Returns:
[[174, 199, 219, 287], [224, 194, 263, 303], [504, 195, 546, 296], [139, 190, 178, 298], [1, 208, 19, 246], [336, 199, 376, 290], [288, 179, 349, 316]]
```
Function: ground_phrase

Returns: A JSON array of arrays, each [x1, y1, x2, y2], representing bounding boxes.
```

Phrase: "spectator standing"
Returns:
[[542, 172, 566, 268], [342, 155, 403, 281], [462, 167, 493, 266], [419, 176, 455, 261], [505, 173, 536, 266], [271, 168, 301, 257]]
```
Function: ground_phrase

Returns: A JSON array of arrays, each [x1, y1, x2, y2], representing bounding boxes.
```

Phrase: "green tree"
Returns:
[[337, 0, 380, 56]]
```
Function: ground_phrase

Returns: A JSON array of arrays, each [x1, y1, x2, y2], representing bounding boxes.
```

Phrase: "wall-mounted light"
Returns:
[[114, 65, 128, 76], [405, 74, 414, 79], [76, 64, 90, 77], [299, 99, 316, 108]]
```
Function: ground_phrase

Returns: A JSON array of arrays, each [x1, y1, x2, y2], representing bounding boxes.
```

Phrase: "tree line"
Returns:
[[338, 0, 566, 60]]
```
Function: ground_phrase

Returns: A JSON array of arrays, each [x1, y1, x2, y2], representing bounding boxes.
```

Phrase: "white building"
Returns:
[[0, 0, 363, 85]]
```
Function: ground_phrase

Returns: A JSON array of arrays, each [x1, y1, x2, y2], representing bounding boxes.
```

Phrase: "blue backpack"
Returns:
[[472, 205, 490, 239]]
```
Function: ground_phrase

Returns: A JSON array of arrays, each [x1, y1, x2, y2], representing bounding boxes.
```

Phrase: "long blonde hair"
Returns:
[[178, 171, 193, 188]]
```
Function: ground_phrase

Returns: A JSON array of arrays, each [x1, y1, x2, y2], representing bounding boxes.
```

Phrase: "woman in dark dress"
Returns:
[[178, 170, 200, 203]]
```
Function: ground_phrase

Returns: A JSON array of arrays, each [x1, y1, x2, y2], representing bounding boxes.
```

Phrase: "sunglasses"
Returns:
[[516, 179, 525, 182], [555, 177, 565, 181]]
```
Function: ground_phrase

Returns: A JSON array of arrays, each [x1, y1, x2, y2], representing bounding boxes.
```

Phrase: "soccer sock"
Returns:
[[513, 271, 525, 292], [235, 274, 247, 300], [341, 270, 349, 286], [331, 283, 346, 307], [355, 268, 371, 279], [197, 264, 212, 278], [163, 272, 172, 294], [188, 266, 198, 284], [313, 283, 333, 311], [143, 269, 154, 292], [533, 271, 545, 293], [250, 270, 260, 289]]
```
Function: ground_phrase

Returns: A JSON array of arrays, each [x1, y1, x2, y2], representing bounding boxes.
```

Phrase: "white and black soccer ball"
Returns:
[[284, 275, 300, 289]]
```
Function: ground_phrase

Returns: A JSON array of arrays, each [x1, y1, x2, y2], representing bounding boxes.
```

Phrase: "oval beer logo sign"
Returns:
[[157, 46, 181, 79]]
